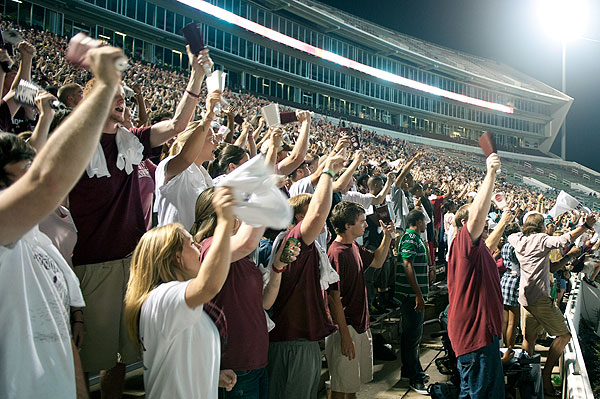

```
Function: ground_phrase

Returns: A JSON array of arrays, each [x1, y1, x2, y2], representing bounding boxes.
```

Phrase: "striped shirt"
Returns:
[[395, 228, 429, 301]]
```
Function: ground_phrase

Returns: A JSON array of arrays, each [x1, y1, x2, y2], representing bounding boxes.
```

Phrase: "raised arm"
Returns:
[[230, 223, 266, 263], [131, 82, 148, 127], [394, 152, 423, 187], [27, 91, 57, 152], [149, 47, 211, 147], [485, 210, 514, 252], [333, 149, 363, 193], [4, 41, 35, 118], [300, 153, 345, 245], [369, 221, 394, 268], [224, 107, 235, 144], [234, 120, 252, 148], [164, 91, 220, 183], [568, 214, 597, 243], [372, 172, 394, 205], [0, 47, 124, 245], [264, 128, 282, 169], [467, 154, 500, 243], [276, 110, 310, 176], [185, 187, 234, 307]]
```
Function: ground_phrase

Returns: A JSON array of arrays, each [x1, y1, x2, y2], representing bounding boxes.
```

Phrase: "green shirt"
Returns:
[[395, 228, 429, 301]]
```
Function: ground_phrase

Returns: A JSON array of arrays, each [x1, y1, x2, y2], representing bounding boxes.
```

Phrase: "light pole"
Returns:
[[537, 0, 588, 161], [561, 40, 566, 160]]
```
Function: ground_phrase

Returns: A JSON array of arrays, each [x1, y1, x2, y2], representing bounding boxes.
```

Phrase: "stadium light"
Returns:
[[536, 0, 587, 160], [176, 0, 514, 114], [537, 0, 588, 42]]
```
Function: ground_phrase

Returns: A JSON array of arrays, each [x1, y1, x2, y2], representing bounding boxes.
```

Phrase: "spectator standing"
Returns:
[[508, 212, 595, 396], [267, 152, 345, 399], [447, 154, 504, 399], [499, 223, 521, 348], [395, 209, 430, 394], [154, 91, 221, 230], [69, 46, 212, 398], [124, 187, 236, 399], [326, 201, 393, 398], [0, 45, 125, 399]]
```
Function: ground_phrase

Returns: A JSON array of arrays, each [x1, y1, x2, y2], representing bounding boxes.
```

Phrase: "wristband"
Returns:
[[585, 222, 594, 230], [71, 320, 84, 324], [186, 89, 201, 99], [322, 168, 335, 178], [272, 264, 287, 273]]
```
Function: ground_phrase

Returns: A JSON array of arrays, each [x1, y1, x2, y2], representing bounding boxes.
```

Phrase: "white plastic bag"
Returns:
[[548, 190, 584, 218], [215, 155, 292, 229]]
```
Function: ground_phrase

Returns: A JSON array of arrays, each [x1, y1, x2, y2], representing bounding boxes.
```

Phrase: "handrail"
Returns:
[[563, 280, 595, 398]]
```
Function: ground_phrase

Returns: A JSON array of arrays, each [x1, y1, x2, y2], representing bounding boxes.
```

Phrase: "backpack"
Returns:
[[428, 382, 459, 399]]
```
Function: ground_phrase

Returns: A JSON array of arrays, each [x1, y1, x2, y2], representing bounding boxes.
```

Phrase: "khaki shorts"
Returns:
[[74, 258, 139, 372], [522, 296, 570, 338], [325, 326, 373, 393]]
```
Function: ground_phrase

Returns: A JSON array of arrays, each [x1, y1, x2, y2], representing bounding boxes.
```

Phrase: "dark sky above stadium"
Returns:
[[319, 0, 600, 173]]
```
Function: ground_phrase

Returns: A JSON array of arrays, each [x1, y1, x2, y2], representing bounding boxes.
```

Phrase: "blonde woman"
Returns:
[[125, 187, 237, 399]]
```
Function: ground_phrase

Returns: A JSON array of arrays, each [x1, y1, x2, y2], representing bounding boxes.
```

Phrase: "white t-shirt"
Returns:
[[154, 156, 214, 231], [141, 281, 220, 399], [289, 176, 315, 197], [342, 191, 375, 210], [0, 226, 85, 399]]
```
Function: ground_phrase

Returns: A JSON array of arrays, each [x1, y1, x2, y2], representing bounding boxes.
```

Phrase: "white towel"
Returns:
[[261, 231, 339, 292], [85, 125, 144, 178]]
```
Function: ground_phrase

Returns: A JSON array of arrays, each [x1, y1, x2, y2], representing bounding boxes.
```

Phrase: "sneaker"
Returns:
[[583, 276, 598, 288], [409, 381, 429, 395]]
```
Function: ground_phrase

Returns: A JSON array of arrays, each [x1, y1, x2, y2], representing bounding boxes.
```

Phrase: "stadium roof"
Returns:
[[257, 0, 571, 102]]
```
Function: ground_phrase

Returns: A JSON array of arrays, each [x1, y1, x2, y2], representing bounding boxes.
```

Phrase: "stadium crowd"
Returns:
[[1, 20, 600, 399]]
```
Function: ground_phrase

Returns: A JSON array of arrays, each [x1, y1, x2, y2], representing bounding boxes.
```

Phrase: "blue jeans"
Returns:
[[400, 298, 426, 383], [457, 336, 504, 399], [219, 367, 268, 399]]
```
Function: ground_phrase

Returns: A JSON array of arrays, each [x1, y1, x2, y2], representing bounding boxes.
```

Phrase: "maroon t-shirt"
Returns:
[[200, 237, 268, 371], [431, 195, 444, 229], [327, 241, 374, 334], [269, 222, 336, 342], [447, 225, 503, 357], [69, 126, 160, 265], [0, 99, 12, 132]]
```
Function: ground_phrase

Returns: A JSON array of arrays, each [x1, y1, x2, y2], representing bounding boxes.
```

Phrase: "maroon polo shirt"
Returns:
[[327, 240, 374, 334], [447, 225, 503, 357]]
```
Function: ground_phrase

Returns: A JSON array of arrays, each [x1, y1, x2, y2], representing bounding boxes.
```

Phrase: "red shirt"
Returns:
[[447, 225, 503, 357], [200, 237, 268, 371], [69, 127, 159, 265], [327, 241, 374, 333], [269, 222, 336, 342], [431, 195, 445, 229]]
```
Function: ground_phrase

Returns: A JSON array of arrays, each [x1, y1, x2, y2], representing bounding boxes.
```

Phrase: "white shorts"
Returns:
[[325, 326, 373, 393]]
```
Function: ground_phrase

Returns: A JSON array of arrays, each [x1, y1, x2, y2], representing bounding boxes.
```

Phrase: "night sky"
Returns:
[[318, 0, 600, 173]]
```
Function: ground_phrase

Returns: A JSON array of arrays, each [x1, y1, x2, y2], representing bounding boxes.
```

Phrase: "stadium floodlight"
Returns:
[[176, 0, 514, 114], [537, 0, 588, 41], [537, 0, 586, 160]]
